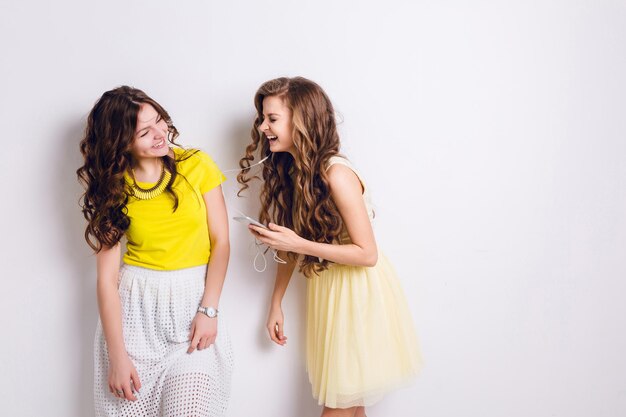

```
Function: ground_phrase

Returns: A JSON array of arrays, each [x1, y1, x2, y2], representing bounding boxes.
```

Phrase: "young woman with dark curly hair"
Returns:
[[78, 86, 233, 417], [238, 77, 421, 417]]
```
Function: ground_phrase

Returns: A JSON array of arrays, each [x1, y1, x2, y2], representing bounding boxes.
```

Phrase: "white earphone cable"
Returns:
[[220, 155, 286, 272]]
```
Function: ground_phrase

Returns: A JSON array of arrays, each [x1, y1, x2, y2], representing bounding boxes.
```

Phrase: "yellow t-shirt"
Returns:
[[122, 147, 226, 270]]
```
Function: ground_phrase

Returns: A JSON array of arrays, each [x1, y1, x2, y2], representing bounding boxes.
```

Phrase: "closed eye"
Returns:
[[138, 115, 162, 137]]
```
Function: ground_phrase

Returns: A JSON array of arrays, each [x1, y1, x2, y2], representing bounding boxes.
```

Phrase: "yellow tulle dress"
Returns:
[[305, 156, 422, 409]]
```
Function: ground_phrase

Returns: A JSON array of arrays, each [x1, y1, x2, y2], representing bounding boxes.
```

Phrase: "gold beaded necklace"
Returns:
[[129, 163, 172, 200]]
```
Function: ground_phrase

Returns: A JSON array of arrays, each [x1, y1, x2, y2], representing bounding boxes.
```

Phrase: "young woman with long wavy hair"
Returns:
[[78, 86, 233, 416], [238, 77, 421, 417]]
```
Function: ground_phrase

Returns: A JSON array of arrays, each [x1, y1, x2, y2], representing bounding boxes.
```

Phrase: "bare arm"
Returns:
[[96, 243, 141, 401], [267, 251, 298, 345], [201, 185, 230, 308], [96, 243, 125, 363], [251, 164, 378, 267], [271, 251, 298, 308], [188, 185, 230, 353]]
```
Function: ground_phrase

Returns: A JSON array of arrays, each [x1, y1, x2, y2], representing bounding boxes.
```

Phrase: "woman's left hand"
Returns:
[[249, 223, 305, 253], [187, 313, 218, 353]]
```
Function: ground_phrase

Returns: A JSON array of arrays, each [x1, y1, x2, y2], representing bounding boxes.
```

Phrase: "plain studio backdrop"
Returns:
[[1, 1, 625, 416]]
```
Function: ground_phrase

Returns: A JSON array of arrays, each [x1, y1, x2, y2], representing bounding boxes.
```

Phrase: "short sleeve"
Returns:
[[196, 151, 227, 194]]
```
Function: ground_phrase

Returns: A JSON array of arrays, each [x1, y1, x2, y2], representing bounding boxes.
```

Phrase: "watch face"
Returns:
[[207, 307, 217, 318]]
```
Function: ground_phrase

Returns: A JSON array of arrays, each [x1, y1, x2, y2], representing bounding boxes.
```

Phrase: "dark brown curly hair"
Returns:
[[237, 77, 344, 277], [77, 86, 190, 253]]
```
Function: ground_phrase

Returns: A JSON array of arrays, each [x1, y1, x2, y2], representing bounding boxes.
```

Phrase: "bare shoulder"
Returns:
[[326, 163, 362, 195]]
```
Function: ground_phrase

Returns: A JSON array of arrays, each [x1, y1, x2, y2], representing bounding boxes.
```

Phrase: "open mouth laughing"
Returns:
[[153, 138, 166, 149]]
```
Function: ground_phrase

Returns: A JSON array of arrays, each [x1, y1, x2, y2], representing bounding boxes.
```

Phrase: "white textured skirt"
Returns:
[[94, 264, 234, 417]]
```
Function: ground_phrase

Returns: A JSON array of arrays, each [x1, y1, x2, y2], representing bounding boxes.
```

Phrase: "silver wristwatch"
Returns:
[[197, 305, 218, 318]]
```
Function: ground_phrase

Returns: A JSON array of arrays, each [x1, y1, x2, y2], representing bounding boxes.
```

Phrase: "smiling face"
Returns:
[[130, 103, 170, 162], [258, 95, 295, 155]]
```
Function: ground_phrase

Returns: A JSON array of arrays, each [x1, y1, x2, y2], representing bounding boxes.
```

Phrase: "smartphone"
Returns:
[[232, 215, 269, 230]]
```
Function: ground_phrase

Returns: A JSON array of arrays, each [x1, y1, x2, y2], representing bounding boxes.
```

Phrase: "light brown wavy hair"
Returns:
[[77, 86, 193, 252], [237, 77, 344, 277]]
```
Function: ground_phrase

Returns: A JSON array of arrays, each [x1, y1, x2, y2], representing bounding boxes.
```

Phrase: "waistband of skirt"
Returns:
[[121, 263, 208, 279]]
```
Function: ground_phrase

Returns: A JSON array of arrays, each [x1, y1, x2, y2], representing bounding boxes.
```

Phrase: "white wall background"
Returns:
[[1, 1, 625, 416]]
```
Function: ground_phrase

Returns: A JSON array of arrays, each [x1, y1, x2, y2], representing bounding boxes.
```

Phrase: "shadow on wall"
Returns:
[[290, 273, 323, 417], [56, 115, 98, 417], [220, 113, 258, 214], [223, 117, 321, 416]]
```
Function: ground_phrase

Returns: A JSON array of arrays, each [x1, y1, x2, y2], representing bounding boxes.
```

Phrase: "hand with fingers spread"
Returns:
[[249, 223, 306, 254], [267, 304, 288, 346], [108, 354, 141, 401], [187, 313, 218, 354]]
